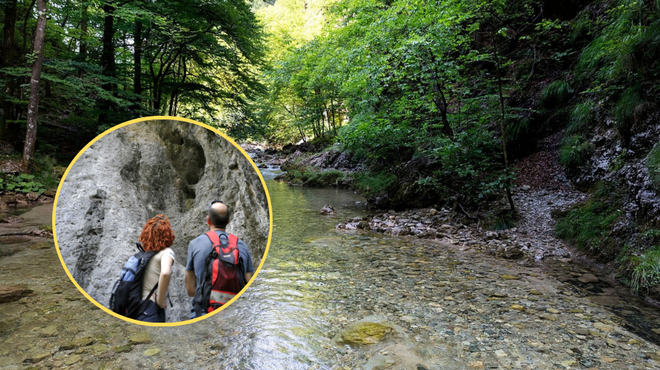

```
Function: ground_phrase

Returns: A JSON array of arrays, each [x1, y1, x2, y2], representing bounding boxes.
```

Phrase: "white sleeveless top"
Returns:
[[142, 248, 176, 300]]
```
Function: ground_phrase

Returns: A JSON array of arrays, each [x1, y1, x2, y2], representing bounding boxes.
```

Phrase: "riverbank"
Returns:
[[337, 187, 586, 262], [248, 138, 660, 305]]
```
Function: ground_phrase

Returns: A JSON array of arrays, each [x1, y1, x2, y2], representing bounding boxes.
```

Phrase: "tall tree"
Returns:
[[2, 0, 19, 127], [22, 0, 47, 171], [98, 0, 117, 125]]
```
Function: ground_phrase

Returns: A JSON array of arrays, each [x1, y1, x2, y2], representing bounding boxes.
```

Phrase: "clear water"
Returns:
[[1, 179, 659, 370]]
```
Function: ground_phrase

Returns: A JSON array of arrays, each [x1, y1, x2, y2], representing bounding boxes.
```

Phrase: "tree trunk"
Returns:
[[134, 18, 142, 96], [2, 0, 18, 130], [494, 45, 515, 213], [432, 81, 454, 138], [21, 0, 36, 57], [98, 2, 117, 125], [79, 4, 88, 61], [21, 0, 47, 172], [2, 0, 17, 68]]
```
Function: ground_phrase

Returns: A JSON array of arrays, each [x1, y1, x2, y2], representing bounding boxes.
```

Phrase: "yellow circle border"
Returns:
[[52, 116, 273, 327]]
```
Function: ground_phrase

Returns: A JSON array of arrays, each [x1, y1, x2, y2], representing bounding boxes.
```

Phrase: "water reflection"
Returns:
[[200, 180, 367, 369]]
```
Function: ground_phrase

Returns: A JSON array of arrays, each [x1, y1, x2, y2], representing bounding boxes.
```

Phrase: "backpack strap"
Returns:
[[194, 231, 223, 318], [145, 281, 159, 302], [205, 230, 221, 247]]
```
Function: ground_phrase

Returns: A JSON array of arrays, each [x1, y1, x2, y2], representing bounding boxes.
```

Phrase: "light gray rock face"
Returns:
[[55, 120, 270, 322]]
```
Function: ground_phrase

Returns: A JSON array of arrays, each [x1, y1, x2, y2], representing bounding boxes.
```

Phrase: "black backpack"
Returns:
[[109, 242, 158, 319]]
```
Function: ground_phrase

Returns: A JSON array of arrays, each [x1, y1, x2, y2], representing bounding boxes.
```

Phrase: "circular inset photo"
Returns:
[[53, 117, 271, 326]]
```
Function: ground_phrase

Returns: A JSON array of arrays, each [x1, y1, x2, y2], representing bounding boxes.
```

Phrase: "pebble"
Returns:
[[65, 355, 81, 365], [144, 348, 161, 357], [593, 322, 614, 332], [337, 322, 394, 345], [129, 332, 152, 344]]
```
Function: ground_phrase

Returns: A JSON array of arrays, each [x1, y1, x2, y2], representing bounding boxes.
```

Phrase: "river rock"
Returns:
[[363, 355, 395, 370], [26, 192, 39, 201], [320, 204, 336, 215], [0, 284, 32, 303], [55, 120, 270, 322], [578, 273, 599, 283], [2, 195, 16, 205], [337, 321, 394, 345], [144, 348, 161, 356], [497, 245, 525, 260], [38, 196, 54, 204], [129, 332, 152, 344], [65, 354, 82, 365]]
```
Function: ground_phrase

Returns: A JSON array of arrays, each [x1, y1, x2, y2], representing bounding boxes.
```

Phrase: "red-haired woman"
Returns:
[[137, 214, 176, 322]]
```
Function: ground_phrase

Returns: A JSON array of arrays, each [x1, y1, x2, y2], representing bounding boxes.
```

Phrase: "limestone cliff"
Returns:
[[55, 120, 270, 322]]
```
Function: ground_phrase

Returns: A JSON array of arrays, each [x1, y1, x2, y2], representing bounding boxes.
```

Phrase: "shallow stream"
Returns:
[[1, 174, 660, 369]]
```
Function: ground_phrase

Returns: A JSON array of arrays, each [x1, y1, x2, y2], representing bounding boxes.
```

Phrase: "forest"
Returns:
[[2, 0, 660, 297]]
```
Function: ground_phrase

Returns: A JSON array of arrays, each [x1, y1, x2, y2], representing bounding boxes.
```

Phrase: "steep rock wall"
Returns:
[[55, 120, 270, 322]]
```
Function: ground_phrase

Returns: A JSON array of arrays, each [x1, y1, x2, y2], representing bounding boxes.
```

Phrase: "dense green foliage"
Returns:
[[0, 173, 46, 194], [555, 182, 622, 252], [256, 0, 551, 207], [622, 246, 660, 293], [559, 135, 593, 170], [1, 0, 265, 163]]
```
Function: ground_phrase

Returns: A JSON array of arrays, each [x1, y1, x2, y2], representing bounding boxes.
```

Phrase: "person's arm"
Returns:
[[185, 241, 197, 297], [242, 243, 255, 283], [185, 270, 197, 297], [156, 254, 173, 308]]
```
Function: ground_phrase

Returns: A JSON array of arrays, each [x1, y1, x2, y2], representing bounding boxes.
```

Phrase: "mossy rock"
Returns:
[[129, 332, 152, 344], [337, 322, 394, 345]]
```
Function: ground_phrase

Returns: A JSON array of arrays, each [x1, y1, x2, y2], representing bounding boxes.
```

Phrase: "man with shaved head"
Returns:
[[185, 200, 254, 318]]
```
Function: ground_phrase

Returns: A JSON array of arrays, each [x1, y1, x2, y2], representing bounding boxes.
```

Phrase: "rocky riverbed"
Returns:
[[1, 183, 660, 369], [337, 186, 588, 264]]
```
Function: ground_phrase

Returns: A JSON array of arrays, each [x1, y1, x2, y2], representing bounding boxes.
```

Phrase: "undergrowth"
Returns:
[[353, 171, 396, 198], [567, 101, 596, 135], [559, 135, 593, 170], [540, 80, 572, 108], [555, 182, 622, 252], [620, 246, 660, 293]]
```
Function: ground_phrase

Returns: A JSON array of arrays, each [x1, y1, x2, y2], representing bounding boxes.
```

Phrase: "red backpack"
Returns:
[[193, 231, 245, 316]]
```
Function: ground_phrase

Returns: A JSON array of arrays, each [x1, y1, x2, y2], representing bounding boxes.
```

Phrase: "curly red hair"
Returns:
[[139, 214, 175, 252]]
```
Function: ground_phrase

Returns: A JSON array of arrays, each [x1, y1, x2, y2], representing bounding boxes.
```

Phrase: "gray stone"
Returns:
[[55, 120, 270, 322], [319, 204, 336, 215], [578, 273, 599, 283], [363, 355, 395, 370]]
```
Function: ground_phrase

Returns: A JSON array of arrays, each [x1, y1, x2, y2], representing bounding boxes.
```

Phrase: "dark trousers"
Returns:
[[136, 300, 165, 323]]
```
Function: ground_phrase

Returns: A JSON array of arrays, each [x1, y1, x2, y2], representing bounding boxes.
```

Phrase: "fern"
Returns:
[[567, 101, 596, 134], [540, 80, 572, 108]]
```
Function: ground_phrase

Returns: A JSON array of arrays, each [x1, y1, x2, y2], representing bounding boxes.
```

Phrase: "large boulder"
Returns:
[[55, 120, 270, 322]]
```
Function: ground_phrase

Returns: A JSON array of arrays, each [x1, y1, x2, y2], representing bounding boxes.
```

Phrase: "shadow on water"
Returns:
[[544, 258, 660, 347]]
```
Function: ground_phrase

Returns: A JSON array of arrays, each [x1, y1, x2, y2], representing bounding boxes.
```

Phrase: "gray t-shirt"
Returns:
[[186, 230, 254, 295]]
